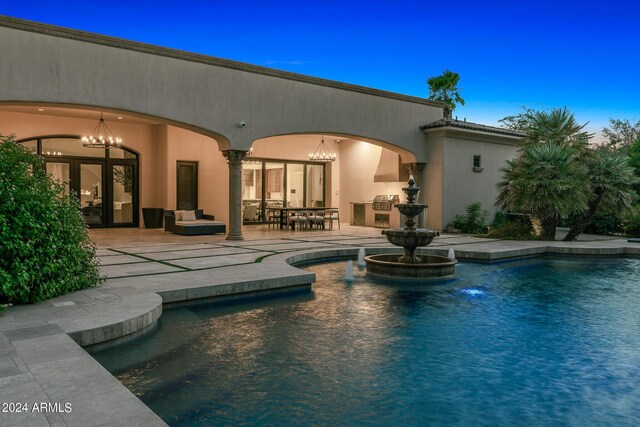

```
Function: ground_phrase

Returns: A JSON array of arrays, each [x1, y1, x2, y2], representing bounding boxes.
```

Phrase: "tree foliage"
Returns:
[[427, 69, 465, 115], [496, 141, 590, 239], [497, 108, 638, 240], [0, 135, 102, 304], [602, 118, 640, 153], [563, 151, 637, 240], [501, 106, 591, 148]]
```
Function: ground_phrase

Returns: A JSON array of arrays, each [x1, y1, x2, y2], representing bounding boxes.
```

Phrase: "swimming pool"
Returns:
[[91, 256, 640, 426]]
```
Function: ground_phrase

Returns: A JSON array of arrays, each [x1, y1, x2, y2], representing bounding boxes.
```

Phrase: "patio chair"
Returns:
[[266, 206, 280, 230], [287, 210, 309, 230], [324, 209, 340, 230], [307, 210, 325, 229]]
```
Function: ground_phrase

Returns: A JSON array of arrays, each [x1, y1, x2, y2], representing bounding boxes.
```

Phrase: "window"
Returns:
[[43, 137, 106, 158], [20, 139, 38, 152], [473, 155, 483, 172]]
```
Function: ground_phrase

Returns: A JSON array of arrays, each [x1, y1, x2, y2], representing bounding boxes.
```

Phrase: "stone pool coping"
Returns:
[[1, 236, 639, 426]]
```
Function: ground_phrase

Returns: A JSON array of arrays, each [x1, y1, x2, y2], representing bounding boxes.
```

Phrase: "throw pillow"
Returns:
[[174, 210, 184, 221], [182, 210, 197, 221]]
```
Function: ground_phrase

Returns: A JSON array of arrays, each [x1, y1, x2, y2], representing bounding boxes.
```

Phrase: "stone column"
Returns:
[[404, 162, 426, 227], [222, 149, 248, 240]]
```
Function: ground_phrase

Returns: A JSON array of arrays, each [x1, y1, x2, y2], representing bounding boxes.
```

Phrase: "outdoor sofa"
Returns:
[[164, 209, 226, 236]]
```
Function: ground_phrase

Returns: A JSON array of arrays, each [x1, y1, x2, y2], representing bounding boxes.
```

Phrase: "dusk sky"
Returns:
[[1, 1, 638, 140]]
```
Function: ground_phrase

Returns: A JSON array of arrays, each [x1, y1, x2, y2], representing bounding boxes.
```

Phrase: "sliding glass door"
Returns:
[[286, 163, 304, 208], [306, 164, 324, 207], [241, 159, 326, 224]]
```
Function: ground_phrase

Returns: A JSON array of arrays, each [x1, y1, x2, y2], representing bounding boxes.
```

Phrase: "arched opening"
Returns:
[[245, 134, 417, 228], [1, 105, 231, 227], [18, 135, 140, 228]]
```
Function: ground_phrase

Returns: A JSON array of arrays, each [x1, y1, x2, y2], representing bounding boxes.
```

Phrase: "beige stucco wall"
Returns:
[[421, 137, 444, 230], [0, 18, 442, 162], [439, 130, 520, 228], [162, 126, 228, 223], [338, 140, 406, 224]]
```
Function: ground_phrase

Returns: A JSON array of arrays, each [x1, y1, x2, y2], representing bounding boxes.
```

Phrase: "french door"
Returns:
[[45, 159, 138, 227]]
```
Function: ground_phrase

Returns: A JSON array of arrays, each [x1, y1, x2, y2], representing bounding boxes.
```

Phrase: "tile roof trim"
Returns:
[[421, 118, 526, 137]]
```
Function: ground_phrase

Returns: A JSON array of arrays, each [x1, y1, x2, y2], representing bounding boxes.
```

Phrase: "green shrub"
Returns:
[[483, 220, 540, 240], [453, 202, 488, 234], [583, 211, 623, 235], [622, 210, 640, 237], [0, 135, 102, 304], [491, 211, 507, 228]]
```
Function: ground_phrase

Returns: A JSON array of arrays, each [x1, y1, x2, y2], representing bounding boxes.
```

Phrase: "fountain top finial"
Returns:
[[403, 175, 419, 204]]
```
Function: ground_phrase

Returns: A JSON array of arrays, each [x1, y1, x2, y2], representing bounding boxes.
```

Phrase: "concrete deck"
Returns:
[[1, 225, 639, 426]]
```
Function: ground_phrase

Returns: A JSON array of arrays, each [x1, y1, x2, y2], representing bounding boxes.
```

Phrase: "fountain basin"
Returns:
[[382, 228, 438, 248], [396, 203, 426, 218], [365, 254, 457, 280]]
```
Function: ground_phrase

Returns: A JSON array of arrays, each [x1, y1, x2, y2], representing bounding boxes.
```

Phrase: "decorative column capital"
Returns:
[[222, 149, 248, 165], [404, 162, 426, 176]]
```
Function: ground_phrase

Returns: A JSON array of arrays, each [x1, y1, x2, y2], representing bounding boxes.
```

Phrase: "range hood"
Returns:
[[374, 148, 410, 182]]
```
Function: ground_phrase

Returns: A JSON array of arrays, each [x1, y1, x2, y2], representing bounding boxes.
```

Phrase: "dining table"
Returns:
[[266, 206, 338, 230]]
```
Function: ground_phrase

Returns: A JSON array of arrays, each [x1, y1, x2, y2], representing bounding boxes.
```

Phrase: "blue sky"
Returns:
[[1, 1, 638, 137]]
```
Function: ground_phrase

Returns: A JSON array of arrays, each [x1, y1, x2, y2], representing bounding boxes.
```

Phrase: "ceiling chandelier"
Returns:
[[309, 136, 336, 162], [82, 113, 122, 148]]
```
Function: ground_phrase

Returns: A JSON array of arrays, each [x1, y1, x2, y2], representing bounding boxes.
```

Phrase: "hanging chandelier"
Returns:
[[309, 136, 336, 162], [82, 113, 122, 148]]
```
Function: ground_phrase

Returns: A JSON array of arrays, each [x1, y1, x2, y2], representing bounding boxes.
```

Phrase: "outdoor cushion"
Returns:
[[182, 210, 197, 221], [164, 209, 226, 235], [174, 210, 185, 221], [174, 219, 224, 226]]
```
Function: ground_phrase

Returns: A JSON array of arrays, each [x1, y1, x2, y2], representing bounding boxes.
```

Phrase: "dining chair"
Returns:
[[267, 207, 279, 230], [288, 210, 308, 230], [324, 209, 340, 230], [307, 210, 325, 229]]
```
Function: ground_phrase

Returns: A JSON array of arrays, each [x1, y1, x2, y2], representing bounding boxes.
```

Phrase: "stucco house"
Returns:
[[0, 16, 524, 240]]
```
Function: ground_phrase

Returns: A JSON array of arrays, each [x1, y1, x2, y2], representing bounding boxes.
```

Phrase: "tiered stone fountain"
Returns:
[[364, 176, 456, 279]]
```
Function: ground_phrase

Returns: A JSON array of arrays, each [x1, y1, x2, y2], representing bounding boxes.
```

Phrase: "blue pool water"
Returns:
[[91, 257, 640, 426]]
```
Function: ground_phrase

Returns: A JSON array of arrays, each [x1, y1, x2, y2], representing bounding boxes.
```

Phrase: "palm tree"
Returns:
[[496, 141, 590, 240], [563, 151, 638, 241], [427, 69, 465, 119], [501, 107, 592, 151], [523, 107, 591, 147]]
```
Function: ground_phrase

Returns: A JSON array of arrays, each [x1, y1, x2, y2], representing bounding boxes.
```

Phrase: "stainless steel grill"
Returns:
[[372, 194, 399, 211]]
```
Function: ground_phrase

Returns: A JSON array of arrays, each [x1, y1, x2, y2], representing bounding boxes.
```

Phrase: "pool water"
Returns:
[[91, 257, 640, 426]]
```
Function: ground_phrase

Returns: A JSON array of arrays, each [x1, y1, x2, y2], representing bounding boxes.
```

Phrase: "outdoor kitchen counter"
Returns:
[[350, 200, 401, 228]]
